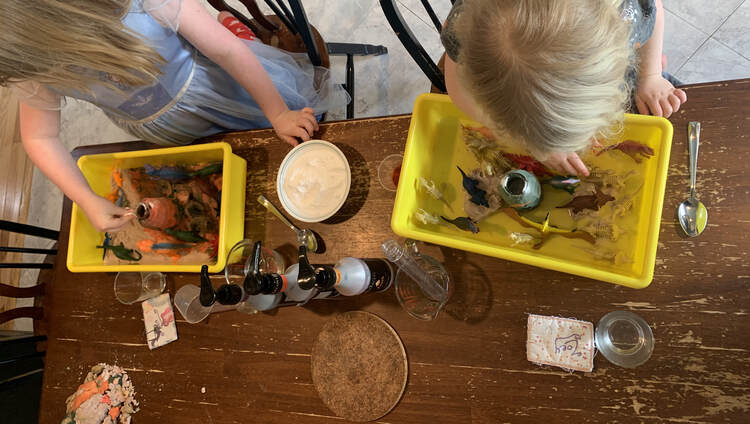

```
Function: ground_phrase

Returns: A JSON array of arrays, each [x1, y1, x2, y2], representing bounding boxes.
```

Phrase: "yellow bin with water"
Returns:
[[67, 142, 246, 273], [391, 93, 673, 288]]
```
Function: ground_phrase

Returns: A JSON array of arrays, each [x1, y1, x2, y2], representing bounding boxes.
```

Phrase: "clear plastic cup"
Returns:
[[377, 154, 404, 192], [595, 311, 654, 368], [114, 272, 166, 305], [174, 284, 238, 324]]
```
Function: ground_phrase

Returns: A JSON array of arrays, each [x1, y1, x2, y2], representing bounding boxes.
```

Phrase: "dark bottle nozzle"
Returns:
[[296, 245, 317, 290], [199, 265, 216, 307], [215, 283, 243, 305], [242, 241, 264, 295], [242, 241, 285, 295], [201, 264, 244, 306]]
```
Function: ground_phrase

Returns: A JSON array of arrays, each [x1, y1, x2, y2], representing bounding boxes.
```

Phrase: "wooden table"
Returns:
[[39, 80, 750, 423]]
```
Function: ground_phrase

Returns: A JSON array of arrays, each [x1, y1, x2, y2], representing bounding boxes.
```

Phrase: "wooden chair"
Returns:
[[0, 220, 57, 326], [207, 0, 388, 119], [0, 331, 46, 424], [0, 221, 56, 423], [380, 0, 455, 93]]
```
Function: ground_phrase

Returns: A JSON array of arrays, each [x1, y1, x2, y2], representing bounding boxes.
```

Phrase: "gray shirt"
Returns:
[[441, 0, 656, 62]]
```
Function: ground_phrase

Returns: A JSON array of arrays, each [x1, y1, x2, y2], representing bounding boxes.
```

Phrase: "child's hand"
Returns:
[[80, 195, 134, 233], [541, 151, 590, 176], [270, 107, 319, 146], [635, 74, 687, 118]]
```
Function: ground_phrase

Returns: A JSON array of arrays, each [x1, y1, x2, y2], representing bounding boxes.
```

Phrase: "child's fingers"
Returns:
[[635, 96, 650, 115], [562, 162, 578, 176], [569, 155, 589, 177], [294, 127, 311, 141], [674, 88, 687, 103], [281, 135, 299, 146], [298, 117, 315, 137], [301, 108, 319, 131], [660, 97, 673, 117], [647, 98, 663, 117], [668, 94, 682, 114]]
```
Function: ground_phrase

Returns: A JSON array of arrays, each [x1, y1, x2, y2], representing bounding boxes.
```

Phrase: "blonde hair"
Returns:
[[0, 0, 164, 93], [456, 0, 632, 157]]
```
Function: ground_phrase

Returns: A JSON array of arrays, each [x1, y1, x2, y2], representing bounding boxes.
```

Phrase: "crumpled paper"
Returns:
[[61, 363, 138, 424]]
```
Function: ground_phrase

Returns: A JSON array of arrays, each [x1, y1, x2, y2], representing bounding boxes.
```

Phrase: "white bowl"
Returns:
[[276, 140, 351, 223]]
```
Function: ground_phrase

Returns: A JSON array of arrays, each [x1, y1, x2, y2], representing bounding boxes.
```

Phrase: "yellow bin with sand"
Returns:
[[67, 142, 246, 273]]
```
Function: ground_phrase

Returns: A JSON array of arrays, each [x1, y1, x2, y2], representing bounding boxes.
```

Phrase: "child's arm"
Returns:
[[634, 0, 687, 118], [176, 0, 318, 146], [19, 103, 134, 232]]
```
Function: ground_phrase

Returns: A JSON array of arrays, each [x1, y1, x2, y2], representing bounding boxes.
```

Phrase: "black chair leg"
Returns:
[[327, 43, 388, 119]]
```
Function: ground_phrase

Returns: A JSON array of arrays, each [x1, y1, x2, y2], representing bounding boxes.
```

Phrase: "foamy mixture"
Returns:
[[283, 145, 348, 217]]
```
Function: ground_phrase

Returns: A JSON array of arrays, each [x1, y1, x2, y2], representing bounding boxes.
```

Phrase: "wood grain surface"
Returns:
[[38, 80, 749, 423]]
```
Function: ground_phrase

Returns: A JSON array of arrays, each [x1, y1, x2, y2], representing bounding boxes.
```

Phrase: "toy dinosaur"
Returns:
[[419, 177, 453, 211], [463, 169, 504, 222], [457, 166, 489, 207], [544, 176, 581, 194], [503, 153, 554, 178], [502, 209, 595, 249], [441, 216, 480, 233], [596, 140, 654, 163], [415, 208, 441, 225], [557, 186, 615, 214]]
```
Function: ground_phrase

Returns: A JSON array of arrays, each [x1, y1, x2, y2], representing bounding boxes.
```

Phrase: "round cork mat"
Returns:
[[311, 311, 408, 422]]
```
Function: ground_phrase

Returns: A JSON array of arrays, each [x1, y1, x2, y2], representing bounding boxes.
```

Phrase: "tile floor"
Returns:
[[13, 0, 750, 330]]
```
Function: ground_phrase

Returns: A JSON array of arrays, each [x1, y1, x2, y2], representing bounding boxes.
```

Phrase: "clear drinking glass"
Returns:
[[377, 154, 404, 192], [114, 272, 166, 305], [382, 240, 451, 321], [224, 239, 285, 286]]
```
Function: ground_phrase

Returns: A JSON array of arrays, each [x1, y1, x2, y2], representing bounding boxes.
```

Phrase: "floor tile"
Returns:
[[714, 0, 750, 59], [663, 9, 709, 74], [675, 38, 750, 84], [663, 0, 744, 34]]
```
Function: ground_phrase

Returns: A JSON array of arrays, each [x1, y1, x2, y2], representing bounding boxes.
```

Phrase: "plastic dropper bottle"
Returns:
[[381, 239, 449, 302], [297, 255, 394, 296]]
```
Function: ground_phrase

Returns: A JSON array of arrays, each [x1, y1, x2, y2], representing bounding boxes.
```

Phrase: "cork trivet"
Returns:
[[311, 311, 408, 422]]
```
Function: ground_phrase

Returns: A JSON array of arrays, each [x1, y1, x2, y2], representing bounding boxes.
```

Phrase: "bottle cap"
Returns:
[[595, 311, 654, 368]]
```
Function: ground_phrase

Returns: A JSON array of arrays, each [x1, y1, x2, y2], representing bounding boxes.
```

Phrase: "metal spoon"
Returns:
[[678, 122, 708, 237], [257, 195, 318, 252]]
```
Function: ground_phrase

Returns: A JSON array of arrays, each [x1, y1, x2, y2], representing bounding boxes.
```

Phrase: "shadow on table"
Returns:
[[241, 147, 270, 242], [439, 247, 493, 324], [322, 143, 370, 225]]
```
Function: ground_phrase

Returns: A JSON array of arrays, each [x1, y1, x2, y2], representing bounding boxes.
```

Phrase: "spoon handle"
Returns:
[[688, 122, 700, 196], [257, 195, 300, 233]]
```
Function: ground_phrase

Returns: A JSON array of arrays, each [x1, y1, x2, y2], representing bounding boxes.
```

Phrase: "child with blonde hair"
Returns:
[[441, 0, 686, 176], [1, 0, 347, 232]]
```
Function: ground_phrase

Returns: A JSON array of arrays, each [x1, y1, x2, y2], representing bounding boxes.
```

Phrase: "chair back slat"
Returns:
[[420, 0, 443, 32], [286, 0, 322, 66], [380, 0, 446, 92], [262, 0, 298, 34]]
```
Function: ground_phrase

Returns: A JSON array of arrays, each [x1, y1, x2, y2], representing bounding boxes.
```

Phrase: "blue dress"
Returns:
[[21, 0, 348, 145]]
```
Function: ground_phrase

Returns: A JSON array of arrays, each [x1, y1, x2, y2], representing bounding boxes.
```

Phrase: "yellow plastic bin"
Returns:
[[391, 93, 673, 288], [67, 142, 246, 273]]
